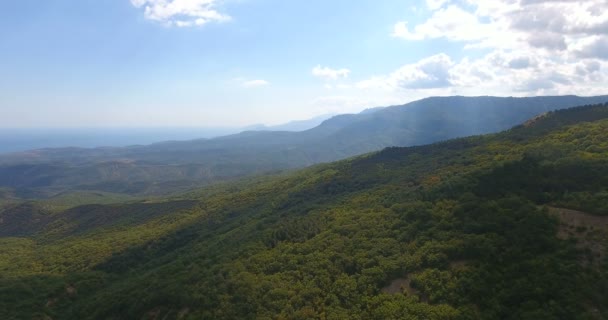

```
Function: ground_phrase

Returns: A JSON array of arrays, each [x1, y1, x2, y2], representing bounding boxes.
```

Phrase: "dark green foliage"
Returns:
[[1, 103, 608, 319]]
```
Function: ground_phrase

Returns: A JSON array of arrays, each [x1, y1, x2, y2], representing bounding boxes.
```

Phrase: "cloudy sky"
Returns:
[[1, 0, 607, 127]]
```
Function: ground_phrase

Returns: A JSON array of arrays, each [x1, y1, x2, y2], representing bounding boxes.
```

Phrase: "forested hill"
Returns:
[[0, 95, 607, 199], [1, 103, 607, 319]]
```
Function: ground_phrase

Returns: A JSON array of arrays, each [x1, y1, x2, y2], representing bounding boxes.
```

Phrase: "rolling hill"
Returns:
[[1, 102, 607, 319]]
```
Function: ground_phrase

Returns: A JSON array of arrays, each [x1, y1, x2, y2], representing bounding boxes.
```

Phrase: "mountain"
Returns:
[[0, 95, 607, 199], [244, 113, 336, 132], [1, 103, 607, 319], [358, 106, 386, 114]]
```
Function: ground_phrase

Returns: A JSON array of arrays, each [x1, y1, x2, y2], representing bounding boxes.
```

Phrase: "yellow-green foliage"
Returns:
[[1, 103, 608, 319]]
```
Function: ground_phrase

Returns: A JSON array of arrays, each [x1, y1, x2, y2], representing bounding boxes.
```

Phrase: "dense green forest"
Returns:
[[1, 103, 608, 319]]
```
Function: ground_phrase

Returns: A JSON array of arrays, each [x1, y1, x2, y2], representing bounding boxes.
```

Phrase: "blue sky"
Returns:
[[1, 0, 607, 127]]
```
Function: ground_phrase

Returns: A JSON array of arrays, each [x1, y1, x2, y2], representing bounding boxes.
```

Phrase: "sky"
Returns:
[[0, 0, 607, 128]]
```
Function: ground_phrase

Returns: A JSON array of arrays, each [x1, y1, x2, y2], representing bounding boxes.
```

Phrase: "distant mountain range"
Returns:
[[0, 95, 607, 198], [0, 114, 338, 154]]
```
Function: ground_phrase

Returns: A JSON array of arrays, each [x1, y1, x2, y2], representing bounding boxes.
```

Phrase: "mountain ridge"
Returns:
[[0, 95, 607, 199]]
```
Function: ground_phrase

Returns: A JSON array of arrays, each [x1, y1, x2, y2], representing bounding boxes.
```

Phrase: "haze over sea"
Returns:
[[0, 128, 236, 153]]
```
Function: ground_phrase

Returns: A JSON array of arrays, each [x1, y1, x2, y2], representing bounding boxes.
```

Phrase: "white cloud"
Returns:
[[354, 52, 606, 105], [391, 53, 454, 89], [394, 0, 608, 49], [356, 54, 454, 90], [392, 5, 497, 42], [130, 0, 230, 27], [378, 0, 608, 97], [312, 65, 351, 81], [242, 79, 270, 88]]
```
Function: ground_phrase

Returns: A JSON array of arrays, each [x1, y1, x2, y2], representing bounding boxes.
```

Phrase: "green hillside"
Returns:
[[1, 103, 608, 319]]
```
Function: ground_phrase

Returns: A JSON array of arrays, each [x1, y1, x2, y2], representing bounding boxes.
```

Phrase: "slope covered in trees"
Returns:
[[0, 95, 606, 199], [1, 103, 608, 319]]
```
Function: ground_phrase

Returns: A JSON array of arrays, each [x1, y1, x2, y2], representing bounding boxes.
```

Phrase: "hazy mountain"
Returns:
[[2, 103, 607, 319], [0, 95, 607, 197], [358, 106, 386, 114], [244, 113, 336, 132]]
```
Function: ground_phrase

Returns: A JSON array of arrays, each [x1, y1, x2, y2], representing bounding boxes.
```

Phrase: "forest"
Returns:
[[0, 103, 607, 319]]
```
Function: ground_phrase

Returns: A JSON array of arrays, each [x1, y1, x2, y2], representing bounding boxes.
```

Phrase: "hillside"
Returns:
[[0, 95, 606, 199], [1, 103, 607, 319]]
